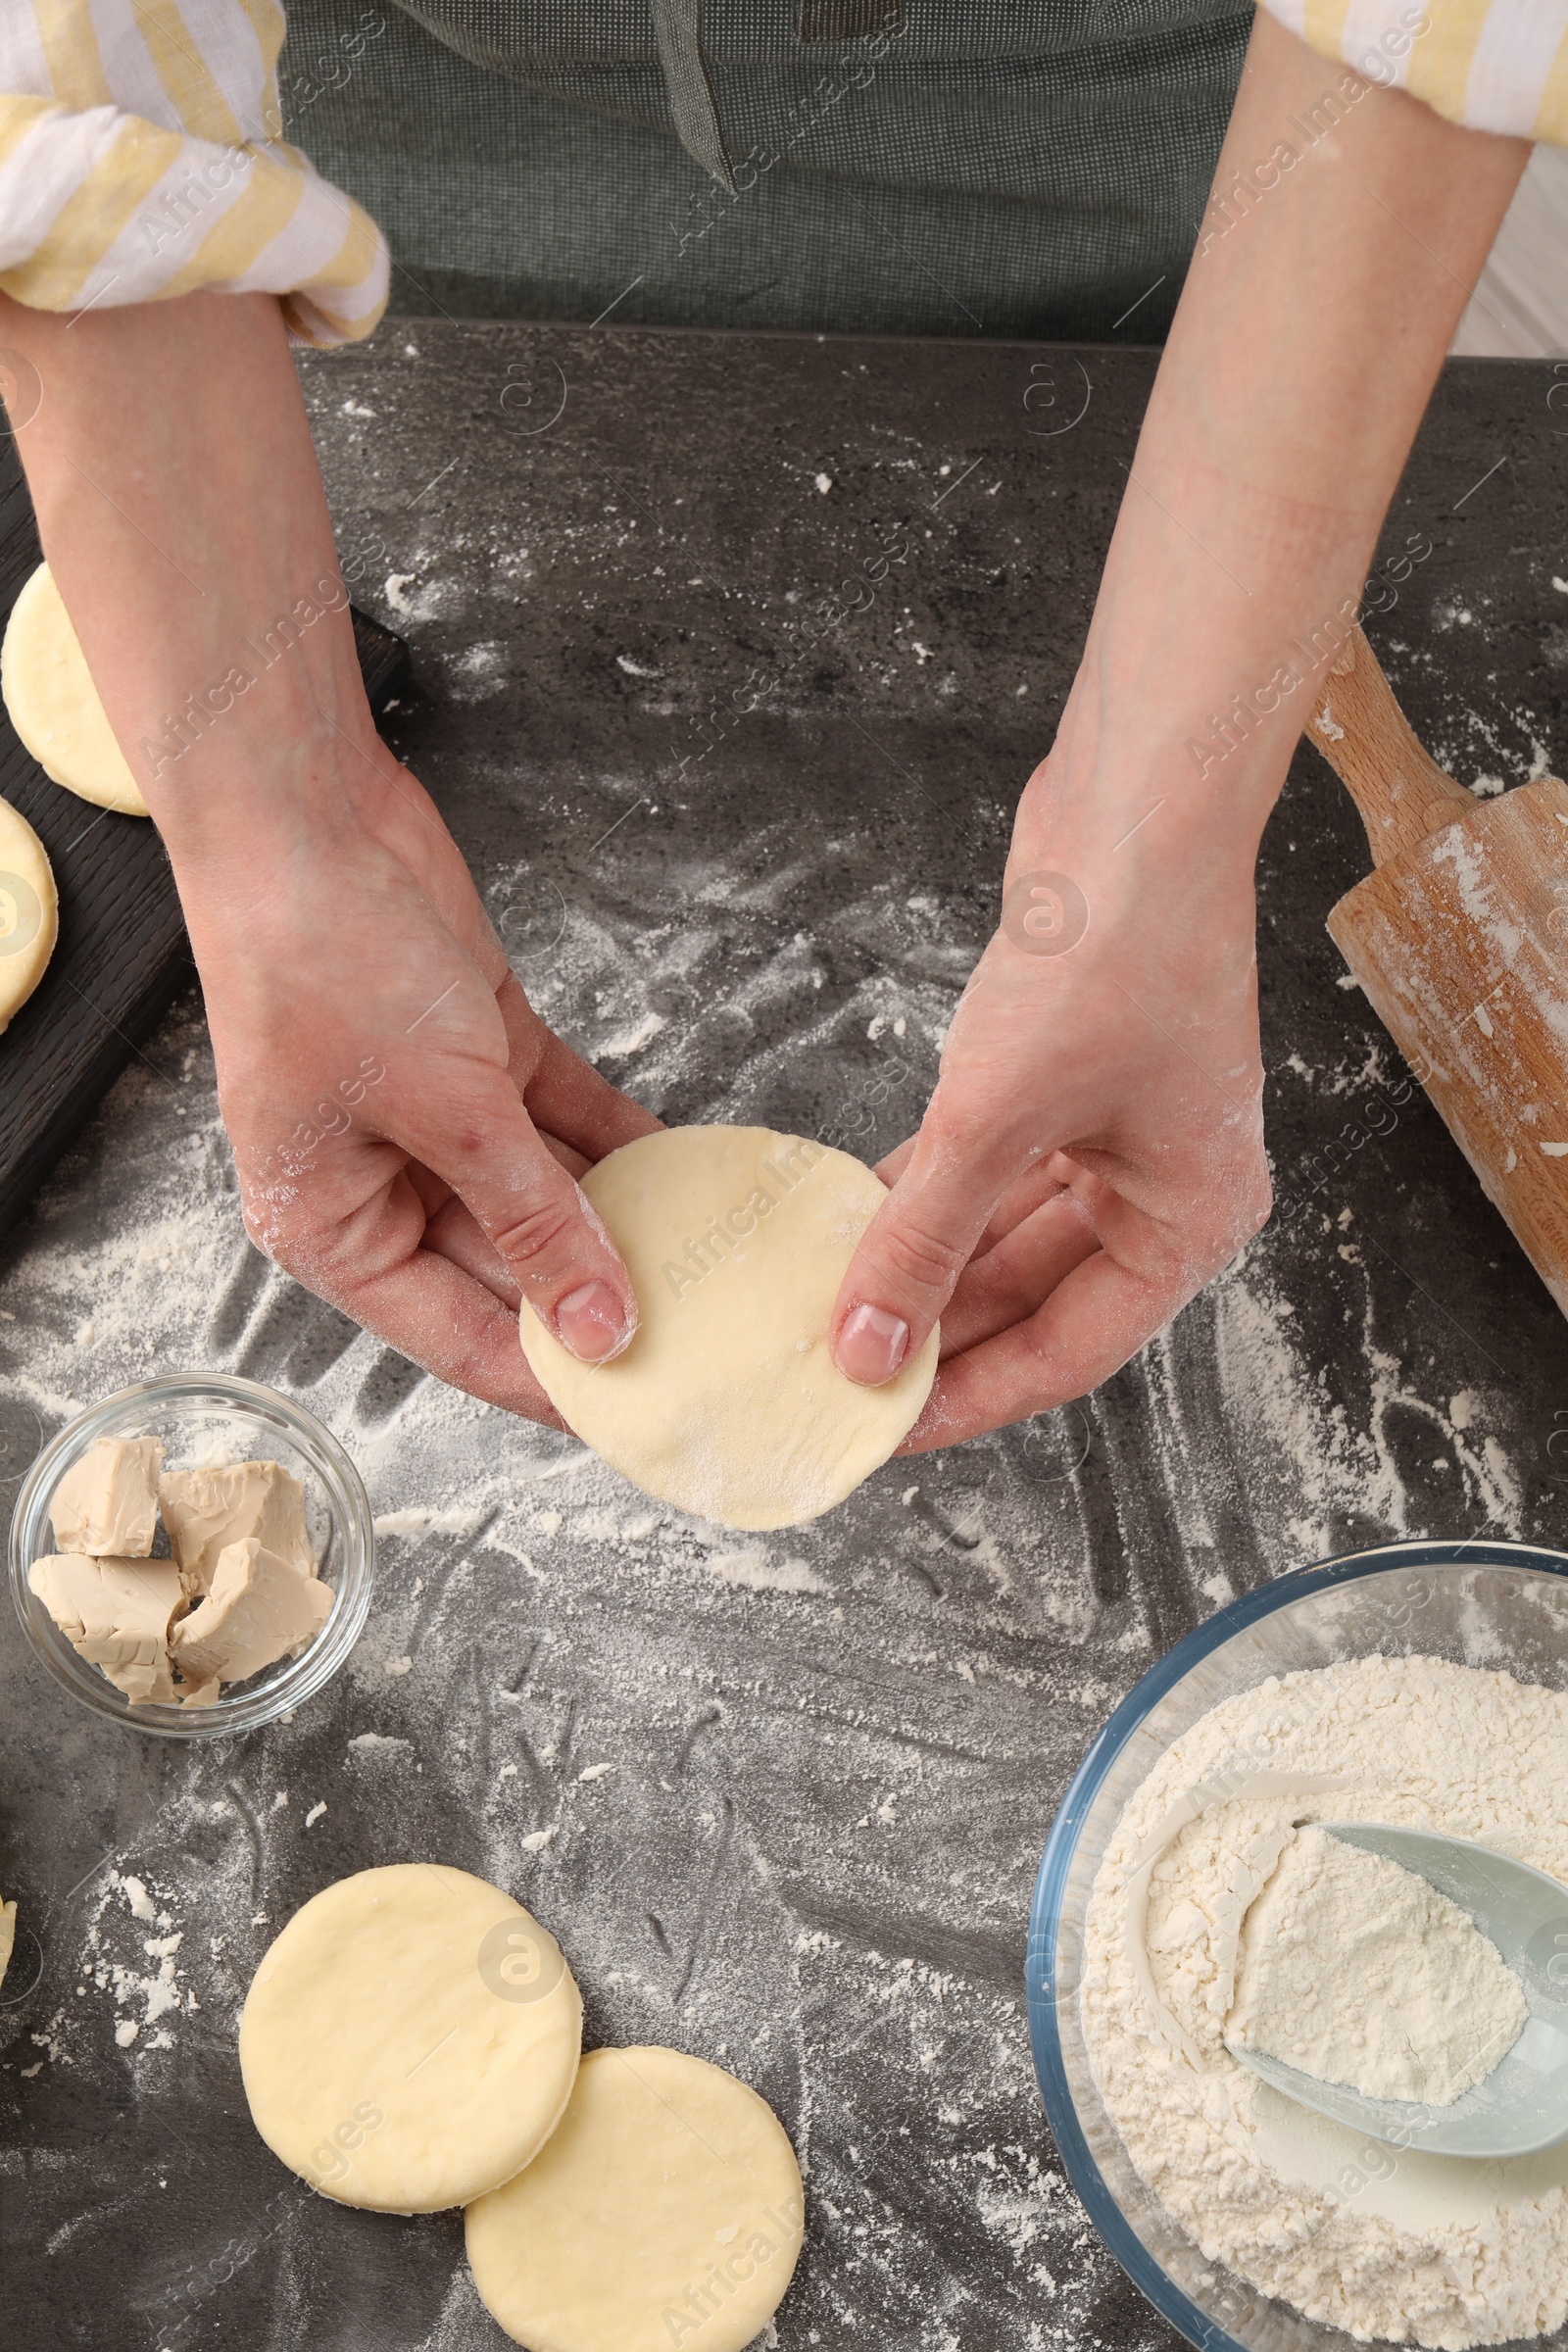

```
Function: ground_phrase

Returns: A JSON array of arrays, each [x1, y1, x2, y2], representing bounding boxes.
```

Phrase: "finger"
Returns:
[[406, 1134, 587, 1207], [872, 1134, 916, 1186], [404, 1161, 455, 1220], [254, 1162, 567, 1421], [498, 974, 663, 1160], [899, 1251, 1166, 1450], [933, 1190, 1100, 1357], [390, 1115, 620, 1319], [830, 1114, 1022, 1387], [357, 1252, 568, 1423], [975, 1152, 1075, 1252], [899, 1185, 1244, 1450], [534, 1129, 590, 1177], [386, 1055, 639, 1364], [875, 1136, 1069, 1258], [422, 1194, 521, 1309]]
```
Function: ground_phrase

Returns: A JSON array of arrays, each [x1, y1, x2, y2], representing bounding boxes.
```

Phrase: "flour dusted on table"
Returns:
[[1081, 1655, 1568, 2350], [1227, 1825, 1528, 2107]]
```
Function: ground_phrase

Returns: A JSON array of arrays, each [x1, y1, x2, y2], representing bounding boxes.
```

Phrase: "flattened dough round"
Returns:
[[518, 1126, 938, 1532], [2, 562, 149, 814], [466, 2046, 805, 2352], [239, 1863, 582, 2212], [0, 793, 57, 1033]]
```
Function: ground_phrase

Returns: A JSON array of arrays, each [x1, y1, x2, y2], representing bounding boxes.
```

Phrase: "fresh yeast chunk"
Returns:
[[172, 1539, 331, 1685], [29, 1551, 183, 1703], [160, 1461, 314, 1598], [49, 1438, 165, 1557]]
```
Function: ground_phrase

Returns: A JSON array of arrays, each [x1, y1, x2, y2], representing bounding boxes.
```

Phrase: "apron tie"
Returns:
[[650, 0, 735, 193]]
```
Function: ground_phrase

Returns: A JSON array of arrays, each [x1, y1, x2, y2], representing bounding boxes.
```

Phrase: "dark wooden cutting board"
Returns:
[[0, 440, 407, 1235]]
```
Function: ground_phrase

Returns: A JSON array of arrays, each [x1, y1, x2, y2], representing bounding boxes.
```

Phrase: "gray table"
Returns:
[[1, 326, 1565, 2352]]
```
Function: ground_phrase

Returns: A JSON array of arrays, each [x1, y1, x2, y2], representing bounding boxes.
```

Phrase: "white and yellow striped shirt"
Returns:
[[0, 0, 386, 344], [0, 2, 1561, 348], [1260, 0, 1568, 139]]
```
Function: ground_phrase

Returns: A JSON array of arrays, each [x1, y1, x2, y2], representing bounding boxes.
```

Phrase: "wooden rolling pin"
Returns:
[[1307, 628, 1568, 1318]]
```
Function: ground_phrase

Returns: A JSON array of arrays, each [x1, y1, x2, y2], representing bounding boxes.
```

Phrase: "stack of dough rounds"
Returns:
[[1, 561, 149, 815], [239, 1864, 583, 2212], [517, 1125, 939, 1531], [0, 795, 57, 1032], [240, 1867, 806, 2347], [466, 2046, 805, 2352]]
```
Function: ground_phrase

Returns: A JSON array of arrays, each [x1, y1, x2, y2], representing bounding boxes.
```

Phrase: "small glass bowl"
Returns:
[[7, 1371, 374, 1740]]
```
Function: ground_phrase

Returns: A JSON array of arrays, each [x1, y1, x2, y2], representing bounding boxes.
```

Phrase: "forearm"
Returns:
[[1040, 9, 1528, 865], [0, 287, 649, 1382], [0, 290, 377, 899]]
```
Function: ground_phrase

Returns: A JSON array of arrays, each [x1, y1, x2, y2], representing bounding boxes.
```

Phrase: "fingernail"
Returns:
[[835, 1303, 910, 1386], [555, 1280, 629, 1363]]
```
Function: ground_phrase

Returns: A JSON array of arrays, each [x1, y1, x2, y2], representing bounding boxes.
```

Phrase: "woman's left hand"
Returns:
[[829, 744, 1273, 1449], [828, 1, 1530, 1447]]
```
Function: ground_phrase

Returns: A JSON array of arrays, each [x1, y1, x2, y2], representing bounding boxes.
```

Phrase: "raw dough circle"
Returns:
[[518, 1127, 938, 1532], [1, 562, 149, 814], [0, 793, 57, 1033], [466, 2045, 805, 2352], [239, 1863, 582, 2212]]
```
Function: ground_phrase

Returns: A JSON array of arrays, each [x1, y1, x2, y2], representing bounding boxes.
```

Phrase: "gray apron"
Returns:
[[281, 0, 1251, 337]]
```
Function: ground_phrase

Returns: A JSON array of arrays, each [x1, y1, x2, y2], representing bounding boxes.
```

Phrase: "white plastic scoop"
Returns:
[[1227, 1825, 1568, 2161]]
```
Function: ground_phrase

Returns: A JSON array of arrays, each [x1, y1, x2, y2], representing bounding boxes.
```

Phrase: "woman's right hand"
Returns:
[[176, 719, 660, 1417], [2, 285, 657, 1416]]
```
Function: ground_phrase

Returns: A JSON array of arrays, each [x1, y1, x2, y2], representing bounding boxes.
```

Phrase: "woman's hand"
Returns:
[[834, 748, 1271, 1449], [181, 727, 659, 1416], [2, 285, 656, 1414], [831, 8, 1528, 1444]]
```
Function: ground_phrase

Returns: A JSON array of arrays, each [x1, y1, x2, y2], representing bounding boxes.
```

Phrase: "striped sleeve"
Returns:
[[1258, 1, 1568, 143], [0, 2, 388, 346]]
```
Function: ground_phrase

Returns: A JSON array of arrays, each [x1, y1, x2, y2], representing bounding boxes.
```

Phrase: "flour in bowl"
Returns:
[[1081, 1654, 1568, 2349], [1227, 1825, 1528, 2107]]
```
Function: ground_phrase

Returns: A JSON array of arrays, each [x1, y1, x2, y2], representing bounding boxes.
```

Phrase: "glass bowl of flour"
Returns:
[[8, 1372, 374, 1739], [1028, 1539, 1568, 2352]]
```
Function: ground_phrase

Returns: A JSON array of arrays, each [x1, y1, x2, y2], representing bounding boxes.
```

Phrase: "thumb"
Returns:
[[402, 1069, 638, 1363], [831, 1126, 1007, 1386]]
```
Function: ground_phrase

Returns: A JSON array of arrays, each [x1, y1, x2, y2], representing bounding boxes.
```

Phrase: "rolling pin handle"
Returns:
[[1306, 625, 1475, 869]]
